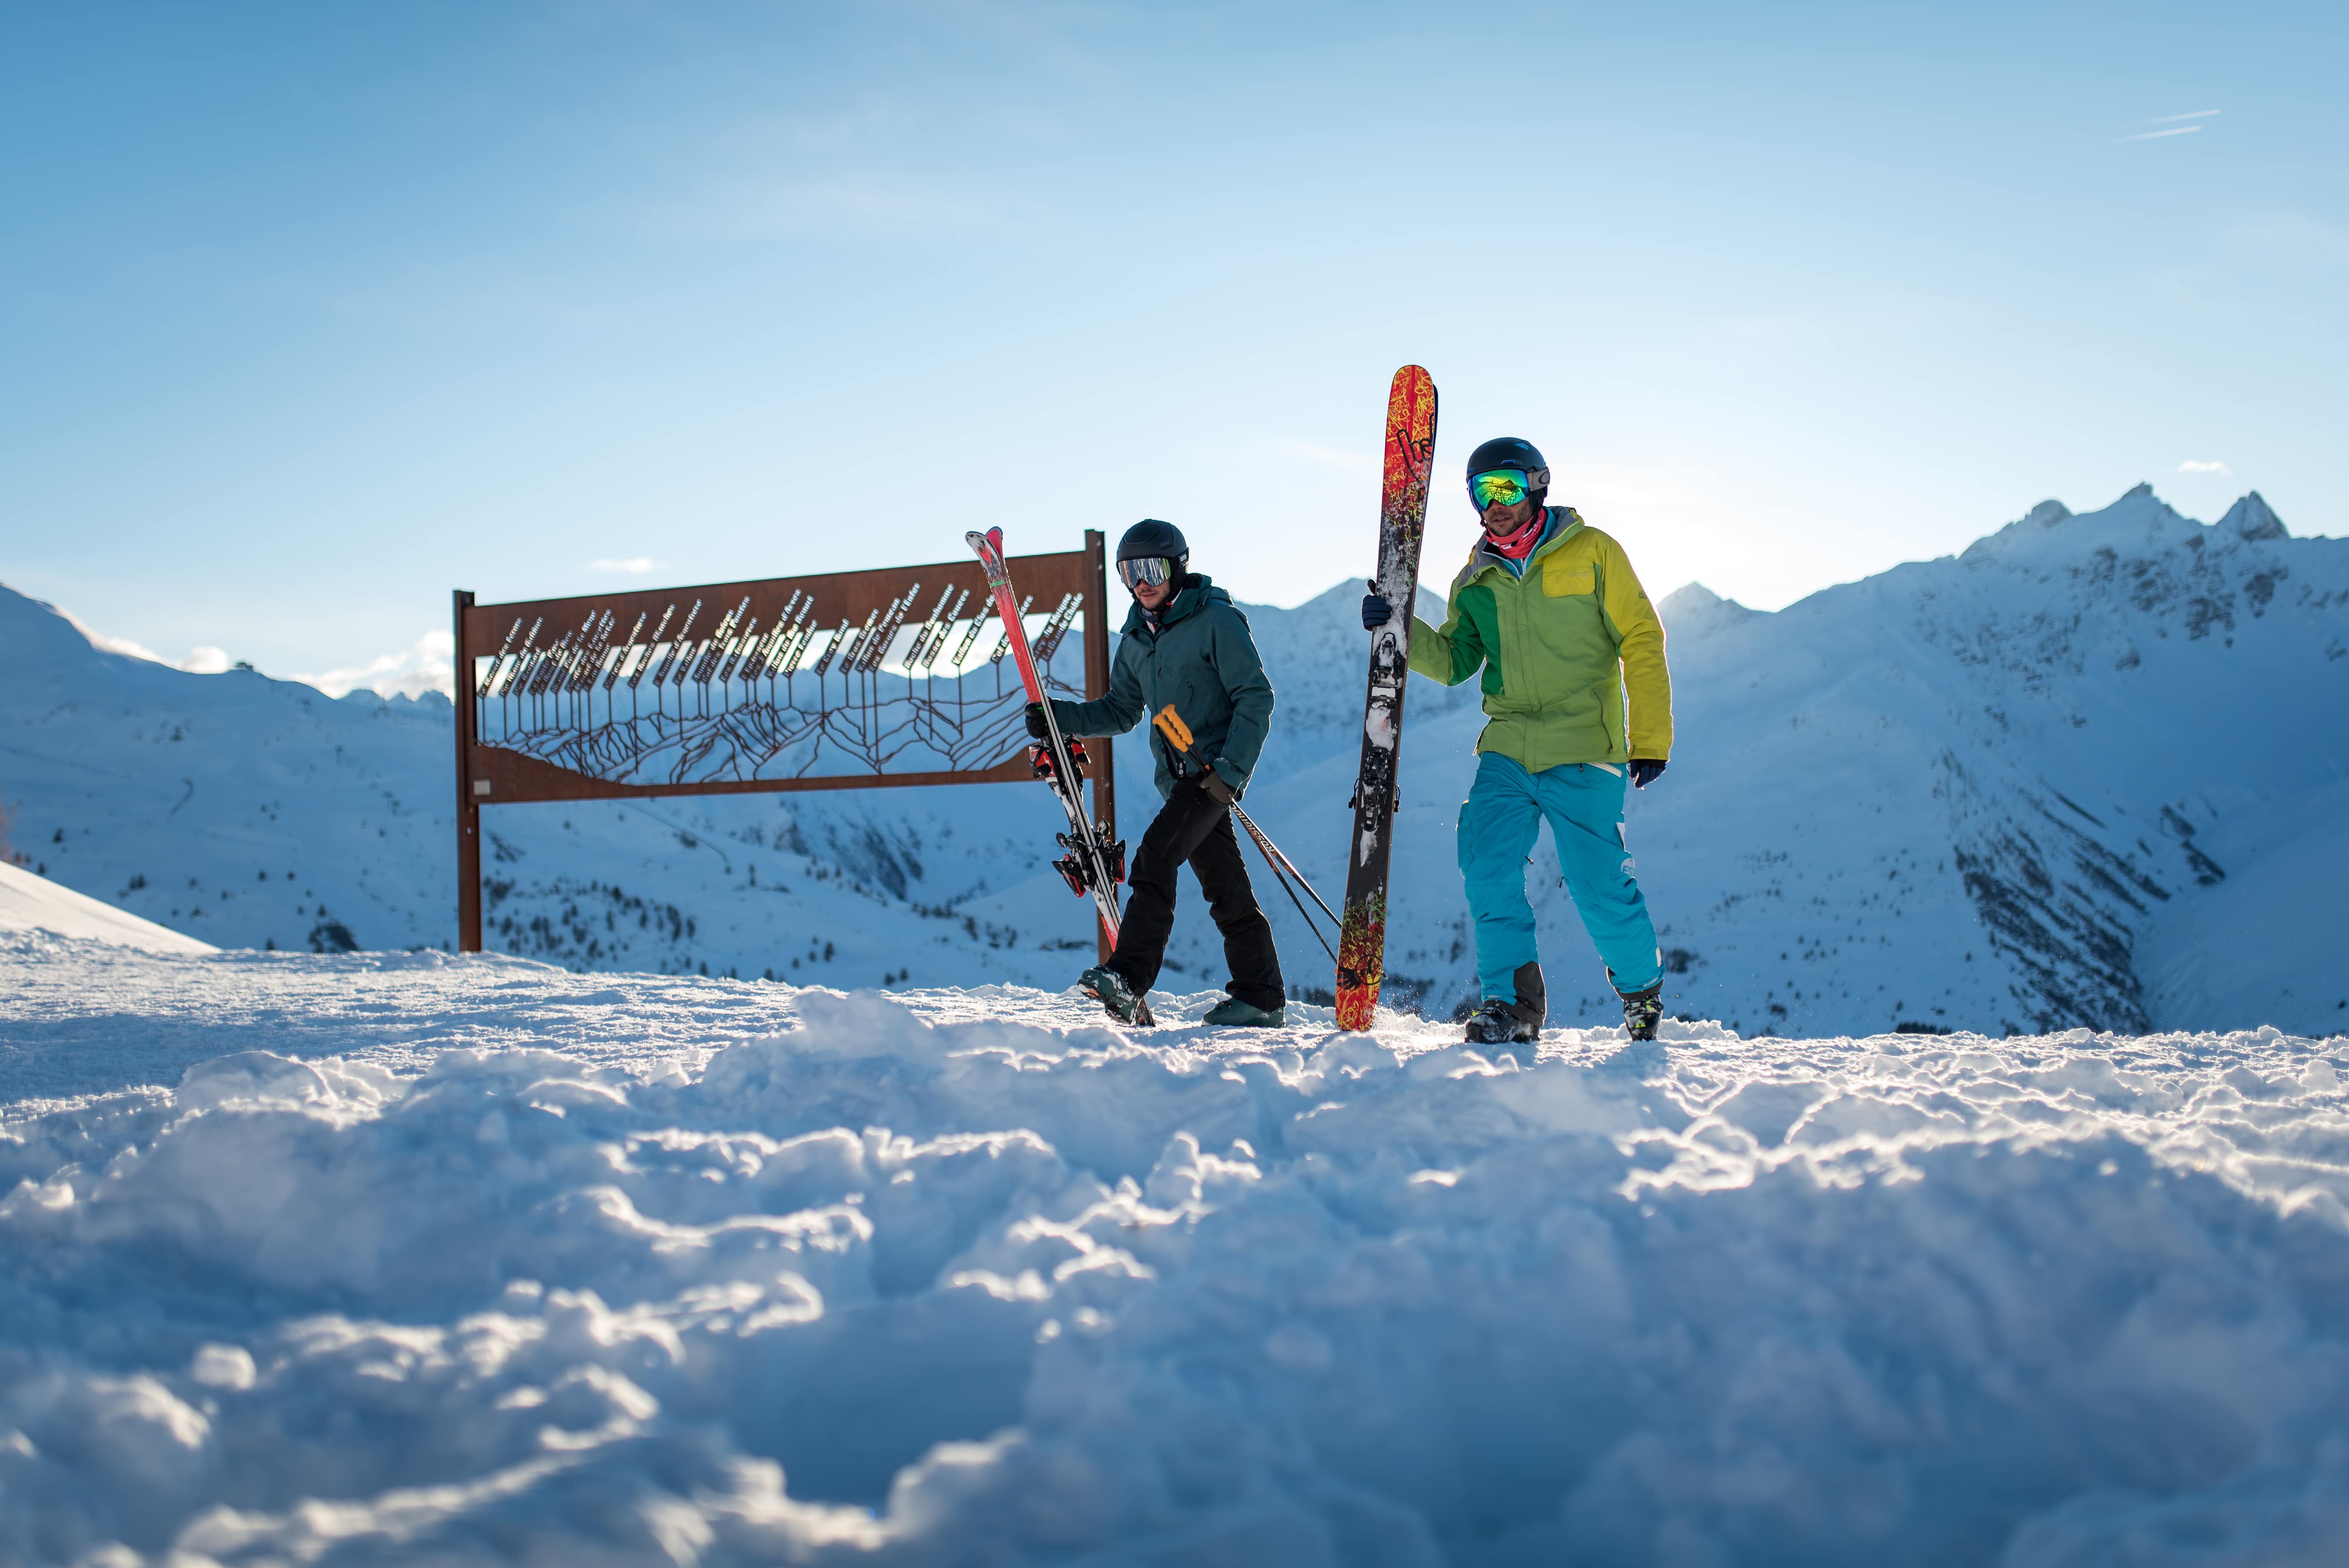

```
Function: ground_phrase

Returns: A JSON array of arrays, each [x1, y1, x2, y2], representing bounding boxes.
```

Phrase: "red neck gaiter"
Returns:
[[1484, 509, 1547, 560]]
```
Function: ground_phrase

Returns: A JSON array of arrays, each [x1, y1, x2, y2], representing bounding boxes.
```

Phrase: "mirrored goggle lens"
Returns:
[[1118, 556, 1176, 588], [1469, 470, 1531, 509]]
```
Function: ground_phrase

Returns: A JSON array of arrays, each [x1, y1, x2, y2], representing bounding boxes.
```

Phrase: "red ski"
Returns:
[[966, 527, 1153, 1027], [1335, 367, 1437, 1031]]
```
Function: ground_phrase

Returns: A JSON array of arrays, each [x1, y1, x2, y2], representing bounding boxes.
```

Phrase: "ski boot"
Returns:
[[1078, 964, 1145, 1024], [1203, 996, 1285, 1028], [1619, 982, 1663, 1042], [1463, 962, 1545, 1058]]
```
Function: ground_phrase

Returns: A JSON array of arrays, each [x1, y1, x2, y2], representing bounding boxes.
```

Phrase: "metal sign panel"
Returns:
[[452, 533, 1115, 956]]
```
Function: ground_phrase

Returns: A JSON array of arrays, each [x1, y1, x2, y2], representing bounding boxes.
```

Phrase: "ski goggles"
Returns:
[[1468, 468, 1545, 510], [1116, 556, 1180, 590]]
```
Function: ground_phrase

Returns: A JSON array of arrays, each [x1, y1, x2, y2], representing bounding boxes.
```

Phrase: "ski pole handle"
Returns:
[[1151, 703, 1196, 755]]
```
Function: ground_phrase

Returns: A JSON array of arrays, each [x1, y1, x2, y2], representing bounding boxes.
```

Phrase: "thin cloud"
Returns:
[[58, 609, 237, 673], [2124, 109, 2218, 143], [292, 631, 456, 701], [2178, 460, 2231, 475], [590, 558, 656, 574], [64, 615, 169, 665]]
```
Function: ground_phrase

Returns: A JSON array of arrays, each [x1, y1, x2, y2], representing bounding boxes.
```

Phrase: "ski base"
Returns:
[[1334, 365, 1437, 1032]]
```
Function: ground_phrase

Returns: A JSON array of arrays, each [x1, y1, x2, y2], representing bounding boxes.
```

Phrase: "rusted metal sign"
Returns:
[[452, 533, 1116, 956]]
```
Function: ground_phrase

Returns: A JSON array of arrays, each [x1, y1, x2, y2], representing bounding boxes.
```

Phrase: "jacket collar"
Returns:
[[1122, 573, 1216, 635], [1464, 507, 1583, 582]]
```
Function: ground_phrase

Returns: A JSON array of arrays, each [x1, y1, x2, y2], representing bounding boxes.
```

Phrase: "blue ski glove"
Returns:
[[1629, 758, 1667, 790], [1361, 581, 1393, 630], [1024, 702, 1049, 740]]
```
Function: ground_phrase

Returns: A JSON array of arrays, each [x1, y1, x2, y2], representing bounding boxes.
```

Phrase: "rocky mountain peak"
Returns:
[[2221, 491, 2289, 543]]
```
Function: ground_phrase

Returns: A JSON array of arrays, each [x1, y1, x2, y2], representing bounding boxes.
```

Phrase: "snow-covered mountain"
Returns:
[[1637, 486, 2349, 1039], [3, 485, 2342, 1035]]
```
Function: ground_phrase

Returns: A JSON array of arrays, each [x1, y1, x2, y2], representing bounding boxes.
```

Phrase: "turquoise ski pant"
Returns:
[[1458, 751, 1662, 1000]]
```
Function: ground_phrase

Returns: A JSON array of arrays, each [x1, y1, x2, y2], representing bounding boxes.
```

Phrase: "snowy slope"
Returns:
[[1044, 487, 2349, 1037], [3, 485, 2343, 1035], [0, 580, 1091, 989], [5, 939, 2349, 1564], [1620, 487, 2349, 1038], [0, 861, 215, 954], [1224, 487, 2349, 1037]]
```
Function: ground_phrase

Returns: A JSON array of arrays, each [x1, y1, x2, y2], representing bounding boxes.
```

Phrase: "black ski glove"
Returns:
[[1361, 581, 1393, 630], [1629, 758, 1667, 790], [1024, 701, 1049, 740], [1200, 768, 1237, 806]]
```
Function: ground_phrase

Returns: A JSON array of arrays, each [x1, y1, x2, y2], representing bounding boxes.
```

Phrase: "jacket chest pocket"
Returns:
[[1541, 557, 1595, 598]]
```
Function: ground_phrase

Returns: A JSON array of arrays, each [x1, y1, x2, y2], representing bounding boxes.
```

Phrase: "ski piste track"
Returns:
[[7, 933, 2349, 1565]]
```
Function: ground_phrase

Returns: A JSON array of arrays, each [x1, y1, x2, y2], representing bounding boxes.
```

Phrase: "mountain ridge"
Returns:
[[3, 485, 2342, 1036]]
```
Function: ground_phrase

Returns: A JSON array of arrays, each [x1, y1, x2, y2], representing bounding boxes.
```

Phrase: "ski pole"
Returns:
[[1150, 706, 1342, 963], [1248, 825, 1339, 966]]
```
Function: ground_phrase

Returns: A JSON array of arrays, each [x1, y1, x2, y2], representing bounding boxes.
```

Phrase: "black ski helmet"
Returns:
[[1465, 437, 1551, 512], [1117, 518, 1189, 569]]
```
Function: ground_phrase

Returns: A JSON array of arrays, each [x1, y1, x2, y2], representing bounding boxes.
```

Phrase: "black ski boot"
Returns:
[[1463, 962, 1545, 1057], [1078, 964, 1145, 1024], [1619, 982, 1663, 1042]]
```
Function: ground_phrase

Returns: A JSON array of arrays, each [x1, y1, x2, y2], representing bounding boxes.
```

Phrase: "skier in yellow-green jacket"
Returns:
[[1361, 436, 1674, 1049]]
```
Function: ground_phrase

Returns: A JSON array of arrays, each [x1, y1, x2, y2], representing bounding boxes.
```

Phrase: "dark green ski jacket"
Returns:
[[1049, 575, 1275, 801]]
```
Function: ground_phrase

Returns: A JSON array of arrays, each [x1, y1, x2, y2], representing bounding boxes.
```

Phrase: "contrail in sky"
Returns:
[[2124, 108, 2220, 141]]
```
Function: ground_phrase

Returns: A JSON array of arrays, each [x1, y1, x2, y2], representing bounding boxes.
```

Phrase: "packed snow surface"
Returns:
[[7, 937, 2349, 1565]]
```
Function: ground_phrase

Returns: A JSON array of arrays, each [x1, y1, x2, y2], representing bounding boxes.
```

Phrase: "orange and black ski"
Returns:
[[1334, 366, 1437, 1031]]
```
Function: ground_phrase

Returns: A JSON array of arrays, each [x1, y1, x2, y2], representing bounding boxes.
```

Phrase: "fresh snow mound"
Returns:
[[6, 941, 2349, 1565], [0, 861, 215, 954]]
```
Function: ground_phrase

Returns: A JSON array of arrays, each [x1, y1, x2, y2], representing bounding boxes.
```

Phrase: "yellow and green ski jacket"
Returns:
[[1406, 507, 1673, 770]]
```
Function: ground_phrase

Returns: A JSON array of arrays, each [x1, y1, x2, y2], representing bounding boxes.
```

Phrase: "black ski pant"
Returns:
[[1108, 779, 1284, 1010]]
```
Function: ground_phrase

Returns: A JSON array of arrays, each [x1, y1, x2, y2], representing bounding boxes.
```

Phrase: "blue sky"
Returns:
[[3, 1, 2342, 693]]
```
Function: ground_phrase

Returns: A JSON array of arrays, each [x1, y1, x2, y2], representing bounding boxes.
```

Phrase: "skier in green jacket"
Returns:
[[1363, 437, 1675, 1048], [1031, 520, 1285, 1028]]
